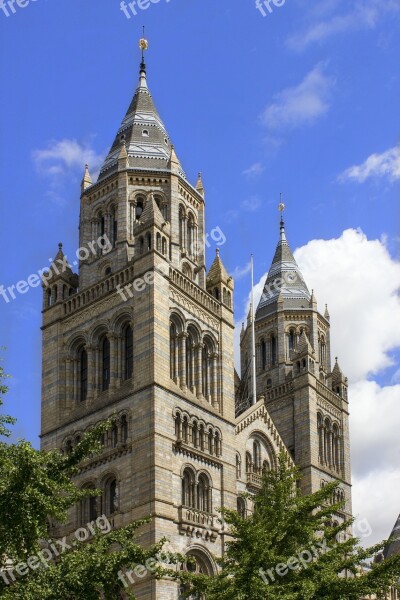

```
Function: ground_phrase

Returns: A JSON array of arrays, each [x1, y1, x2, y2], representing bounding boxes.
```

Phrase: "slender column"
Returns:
[[212, 353, 219, 409], [65, 358, 71, 409], [72, 359, 78, 403], [87, 345, 94, 402], [195, 344, 203, 399], [93, 345, 99, 394], [179, 333, 187, 390], [109, 333, 118, 389]]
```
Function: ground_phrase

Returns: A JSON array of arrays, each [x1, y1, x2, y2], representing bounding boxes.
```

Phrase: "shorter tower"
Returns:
[[239, 210, 352, 519]]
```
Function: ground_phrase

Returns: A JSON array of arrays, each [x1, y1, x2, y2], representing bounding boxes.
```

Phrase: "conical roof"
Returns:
[[207, 249, 231, 287], [98, 59, 185, 180], [257, 217, 310, 316]]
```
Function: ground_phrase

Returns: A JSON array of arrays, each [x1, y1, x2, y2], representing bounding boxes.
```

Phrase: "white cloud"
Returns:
[[33, 139, 104, 203], [234, 227, 400, 545], [33, 138, 104, 174], [339, 146, 400, 183], [294, 229, 400, 381], [231, 262, 251, 281], [260, 64, 335, 131], [350, 380, 400, 545], [242, 162, 265, 178], [240, 196, 262, 212], [287, 0, 400, 51]]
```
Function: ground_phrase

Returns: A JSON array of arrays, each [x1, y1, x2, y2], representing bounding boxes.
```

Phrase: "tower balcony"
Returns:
[[178, 506, 219, 542], [246, 471, 263, 490]]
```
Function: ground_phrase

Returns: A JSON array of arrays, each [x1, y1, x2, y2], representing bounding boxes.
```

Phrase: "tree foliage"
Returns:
[[0, 364, 179, 598], [177, 454, 400, 600]]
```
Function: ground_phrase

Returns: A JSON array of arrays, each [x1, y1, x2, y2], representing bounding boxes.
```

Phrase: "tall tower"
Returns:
[[239, 207, 352, 519], [40, 38, 237, 599]]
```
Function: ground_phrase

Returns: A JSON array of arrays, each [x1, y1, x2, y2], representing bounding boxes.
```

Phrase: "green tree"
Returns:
[[0, 364, 179, 599], [177, 454, 400, 600]]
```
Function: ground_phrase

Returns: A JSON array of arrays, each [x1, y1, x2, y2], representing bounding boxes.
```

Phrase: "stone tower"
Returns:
[[40, 41, 352, 599], [239, 213, 352, 519], [40, 43, 237, 599]]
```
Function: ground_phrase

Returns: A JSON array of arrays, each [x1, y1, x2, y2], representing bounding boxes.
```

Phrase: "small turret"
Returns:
[[206, 249, 234, 310], [81, 164, 92, 193]]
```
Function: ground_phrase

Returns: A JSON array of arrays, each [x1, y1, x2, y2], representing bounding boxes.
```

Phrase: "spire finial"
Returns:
[[278, 194, 286, 240], [216, 248, 220, 258], [139, 28, 149, 75], [58, 242, 62, 251]]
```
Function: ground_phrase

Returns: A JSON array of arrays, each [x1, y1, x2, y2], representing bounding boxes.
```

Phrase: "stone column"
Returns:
[[212, 353, 219, 409], [65, 358, 71, 410], [109, 333, 118, 389], [195, 344, 203, 399], [179, 333, 187, 390], [87, 345, 94, 402]]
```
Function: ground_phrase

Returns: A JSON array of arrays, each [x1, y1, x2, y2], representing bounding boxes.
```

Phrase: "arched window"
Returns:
[[208, 429, 214, 455], [104, 478, 118, 516], [186, 330, 195, 392], [111, 421, 118, 448], [236, 453, 241, 479], [138, 237, 144, 255], [182, 263, 192, 280], [121, 415, 128, 444], [319, 335, 327, 368], [182, 417, 189, 444], [317, 413, 324, 463], [215, 431, 221, 457], [179, 206, 185, 249], [187, 213, 195, 256], [202, 345, 210, 400], [246, 451, 252, 473], [146, 233, 152, 251], [270, 334, 277, 365], [135, 198, 144, 221], [289, 329, 296, 352], [111, 207, 117, 248], [65, 439, 73, 455], [101, 337, 110, 391], [192, 421, 198, 448], [261, 340, 267, 370], [182, 468, 195, 508], [199, 424, 205, 452], [79, 483, 97, 525], [237, 497, 246, 519], [99, 212, 105, 238], [197, 474, 211, 513], [79, 347, 88, 402], [170, 322, 178, 381], [156, 232, 161, 252], [162, 237, 167, 255], [124, 325, 133, 380], [332, 424, 340, 470], [324, 419, 332, 466], [253, 440, 261, 472]]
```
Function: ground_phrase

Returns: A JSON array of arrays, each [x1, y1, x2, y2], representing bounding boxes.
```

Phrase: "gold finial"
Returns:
[[139, 26, 148, 58], [278, 192, 285, 214], [139, 37, 149, 52]]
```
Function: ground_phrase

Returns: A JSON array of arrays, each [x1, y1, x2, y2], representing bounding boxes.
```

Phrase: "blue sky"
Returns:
[[0, 0, 399, 543]]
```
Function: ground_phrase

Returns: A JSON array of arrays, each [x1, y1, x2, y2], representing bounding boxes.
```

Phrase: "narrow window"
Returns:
[[124, 325, 133, 379], [80, 348, 88, 402], [102, 337, 110, 391]]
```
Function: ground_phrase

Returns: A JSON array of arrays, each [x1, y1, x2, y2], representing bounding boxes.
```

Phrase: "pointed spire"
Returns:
[[81, 164, 92, 192], [137, 191, 166, 228], [296, 330, 314, 356], [196, 172, 205, 197], [310, 289, 317, 309], [324, 304, 330, 321], [206, 248, 232, 288], [257, 202, 310, 315], [118, 139, 128, 170], [98, 34, 185, 181]]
